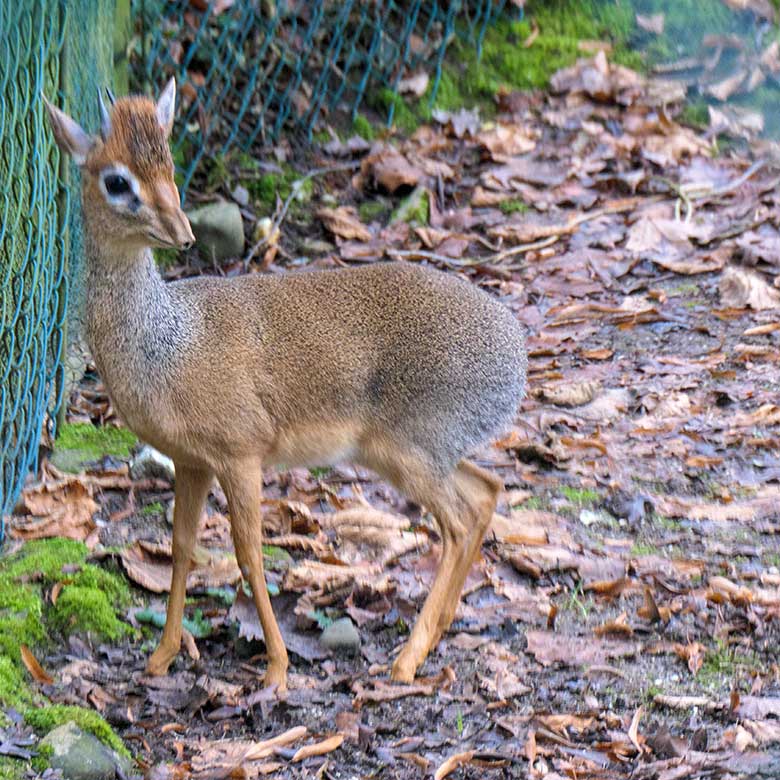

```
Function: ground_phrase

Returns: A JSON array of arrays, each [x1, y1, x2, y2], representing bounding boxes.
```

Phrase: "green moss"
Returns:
[[679, 99, 710, 129], [0, 539, 133, 693], [154, 248, 180, 270], [55, 423, 137, 459], [376, 89, 420, 134], [25, 706, 130, 759], [358, 200, 387, 223], [0, 657, 32, 710], [391, 186, 429, 225], [0, 575, 45, 660], [141, 501, 165, 516], [0, 757, 26, 780], [352, 113, 375, 140], [248, 167, 313, 211], [631, 542, 660, 557], [499, 199, 530, 215], [204, 152, 230, 192], [560, 486, 600, 507], [50, 586, 131, 641], [3, 538, 88, 581], [30, 745, 53, 774]]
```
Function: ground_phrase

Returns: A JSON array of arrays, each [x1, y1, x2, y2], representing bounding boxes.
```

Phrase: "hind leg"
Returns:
[[361, 443, 502, 683], [432, 461, 501, 644]]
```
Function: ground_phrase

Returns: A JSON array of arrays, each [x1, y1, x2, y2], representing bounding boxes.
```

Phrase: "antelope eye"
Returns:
[[104, 174, 130, 196]]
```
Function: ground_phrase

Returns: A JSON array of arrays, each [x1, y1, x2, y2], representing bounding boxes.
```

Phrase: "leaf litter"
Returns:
[[5, 42, 780, 780]]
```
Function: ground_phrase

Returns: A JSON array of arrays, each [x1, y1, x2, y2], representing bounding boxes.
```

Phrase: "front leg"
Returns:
[[219, 461, 289, 692], [147, 463, 213, 676]]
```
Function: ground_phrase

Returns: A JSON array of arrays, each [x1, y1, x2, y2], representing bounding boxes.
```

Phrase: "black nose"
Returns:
[[181, 240, 194, 250]]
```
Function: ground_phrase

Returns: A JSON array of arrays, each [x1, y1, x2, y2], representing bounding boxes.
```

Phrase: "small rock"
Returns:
[[130, 445, 175, 482], [231, 184, 249, 207], [186, 200, 245, 261], [300, 237, 335, 255], [40, 722, 131, 780], [320, 617, 361, 655]]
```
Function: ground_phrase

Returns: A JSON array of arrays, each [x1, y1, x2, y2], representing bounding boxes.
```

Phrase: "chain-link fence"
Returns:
[[0, 0, 118, 542], [132, 0, 511, 197]]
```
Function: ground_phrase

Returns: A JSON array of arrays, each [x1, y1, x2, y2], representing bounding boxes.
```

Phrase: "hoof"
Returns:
[[264, 663, 288, 693], [146, 644, 178, 676], [390, 655, 417, 684]]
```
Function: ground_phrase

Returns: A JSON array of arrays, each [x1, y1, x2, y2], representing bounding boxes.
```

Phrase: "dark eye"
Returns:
[[104, 174, 130, 196]]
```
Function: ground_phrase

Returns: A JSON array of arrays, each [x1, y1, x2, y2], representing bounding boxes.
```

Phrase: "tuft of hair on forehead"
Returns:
[[92, 96, 173, 179]]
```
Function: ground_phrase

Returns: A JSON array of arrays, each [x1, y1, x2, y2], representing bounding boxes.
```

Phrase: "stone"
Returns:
[[186, 200, 245, 261], [320, 617, 361, 655], [40, 722, 131, 780], [130, 445, 175, 482], [231, 184, 249, 207]]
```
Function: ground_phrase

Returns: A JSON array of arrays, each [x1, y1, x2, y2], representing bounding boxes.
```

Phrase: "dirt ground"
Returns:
[[9, 55, 780, 779]]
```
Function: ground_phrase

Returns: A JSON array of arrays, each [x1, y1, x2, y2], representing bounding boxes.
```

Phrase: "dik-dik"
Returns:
[[44, 80, 527, 691]]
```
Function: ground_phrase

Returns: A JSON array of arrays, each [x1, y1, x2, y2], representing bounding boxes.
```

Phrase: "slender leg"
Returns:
[[147, 463, 213, 675], [219, 461, 288, 692], [433, 462, 501, 640], [387, 459, 501, 683]]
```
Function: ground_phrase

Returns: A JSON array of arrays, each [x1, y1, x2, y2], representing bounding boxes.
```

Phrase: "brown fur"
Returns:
[[45, 90, 528, 690]]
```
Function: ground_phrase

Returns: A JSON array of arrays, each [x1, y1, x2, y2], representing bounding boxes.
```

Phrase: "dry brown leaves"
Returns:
[[719, 266, 780, 310], [526, 630, 642, 666], [316, 206, 372, 242], [9, 474, 98, 544], [120, 539, 241, 593]]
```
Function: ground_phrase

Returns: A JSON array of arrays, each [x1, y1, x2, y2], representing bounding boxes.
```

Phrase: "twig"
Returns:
[[243, 160, 361, 268]]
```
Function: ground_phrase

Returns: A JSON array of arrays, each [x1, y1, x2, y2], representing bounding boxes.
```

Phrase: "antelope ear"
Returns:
[[156, 77, 176, 138], [42, 94, 94, 166]]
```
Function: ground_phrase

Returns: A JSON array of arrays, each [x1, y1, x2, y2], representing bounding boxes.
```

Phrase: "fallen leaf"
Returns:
[[432, 107, 480, 138], [398, 72, 429, 97], [719, 266, 780, 310], [10, 475, 98, 544], [674, 641, 706, 675], [532, 379, 601, 407], [434, 750, 476, 780], [20, 645, 54, 684], [476, 123, 536, 158], [291, 734, 344, 762], [526, 630, 641, 666], [120, 540, 240, 593], [362, 145, 423, 193], [316, 206, 372, 242]]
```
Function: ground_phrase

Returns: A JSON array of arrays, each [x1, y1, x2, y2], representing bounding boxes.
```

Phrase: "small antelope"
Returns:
[[44, 80, 527, 690]]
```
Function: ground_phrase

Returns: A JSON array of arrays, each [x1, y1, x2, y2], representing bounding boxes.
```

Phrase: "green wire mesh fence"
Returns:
[[0, 0, 117, 542], [132, 0, 510, 198]]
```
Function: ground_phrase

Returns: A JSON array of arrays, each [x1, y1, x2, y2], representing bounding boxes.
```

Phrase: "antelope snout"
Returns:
[[159, 206, 195, 250], [174, 212, 195, 250]]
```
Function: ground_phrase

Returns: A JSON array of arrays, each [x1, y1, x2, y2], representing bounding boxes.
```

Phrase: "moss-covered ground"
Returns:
[[52, 422, 138, 473], [0, 539, 133, 770]]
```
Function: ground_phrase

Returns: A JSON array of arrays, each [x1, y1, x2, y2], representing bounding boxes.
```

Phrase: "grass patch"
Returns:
[[352, 113, 375, 140], [499, 199, 530, 215], [141, 501, 165, 516], [358, 200, 387, 223], [55, 423, 137, 459], [631, 541, 660, 557], [560, 486, 600, 507], [698, 640, 763, 690]]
